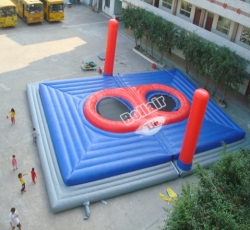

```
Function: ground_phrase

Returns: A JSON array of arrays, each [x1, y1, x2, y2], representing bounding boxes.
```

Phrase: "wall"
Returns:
[[184, 0, 250, 28]]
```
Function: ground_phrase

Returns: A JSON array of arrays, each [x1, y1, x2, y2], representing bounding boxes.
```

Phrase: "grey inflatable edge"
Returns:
[[26, 83, 179, 214]]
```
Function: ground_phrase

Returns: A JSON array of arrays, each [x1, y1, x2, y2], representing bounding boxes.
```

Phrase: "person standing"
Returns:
[[168, 47, 172, 55], [9, 108, 15, 125], [9, 207, 21, 230], [18, 173, 27, 194], [12, 155, 18, 171], [31, 168, 37, 184], [32, 128, 39, 143]]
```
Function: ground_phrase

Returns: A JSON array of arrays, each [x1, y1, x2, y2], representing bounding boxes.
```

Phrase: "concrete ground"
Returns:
[[0, 4, 249, 230]]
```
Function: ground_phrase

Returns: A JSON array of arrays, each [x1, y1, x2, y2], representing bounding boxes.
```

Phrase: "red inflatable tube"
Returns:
[[178, 89, 209, 170], [104, 19, 118, 76], [84, 84, 190, 133], [138, 84, 190, 124]]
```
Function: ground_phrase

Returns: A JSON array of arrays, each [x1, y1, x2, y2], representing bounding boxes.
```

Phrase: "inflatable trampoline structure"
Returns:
[[26, 20, 249, 214], [27, 69, 248, 213]]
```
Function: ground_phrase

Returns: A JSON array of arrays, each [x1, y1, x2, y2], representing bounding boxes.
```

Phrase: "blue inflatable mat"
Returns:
[[39, 69, 245, 186]]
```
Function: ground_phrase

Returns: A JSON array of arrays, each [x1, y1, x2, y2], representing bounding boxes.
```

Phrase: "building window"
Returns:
[[105, 0, 110, 8], [216, 16, 231, 35], [240, 26, 250, 46], [162, 0, 173, 9], [180, 1, 192, 17]]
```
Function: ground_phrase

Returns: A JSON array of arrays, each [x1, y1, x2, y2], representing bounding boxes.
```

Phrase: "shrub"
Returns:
[[161, 148, 250, 230]]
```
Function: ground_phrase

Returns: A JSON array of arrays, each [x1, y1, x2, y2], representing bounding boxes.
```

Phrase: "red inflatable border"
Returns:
[[84, 84, 190, 133]]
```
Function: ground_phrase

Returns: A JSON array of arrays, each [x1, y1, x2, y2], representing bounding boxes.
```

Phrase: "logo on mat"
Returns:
[[120, 96, 166, 125], [135, 116, 166, 136]]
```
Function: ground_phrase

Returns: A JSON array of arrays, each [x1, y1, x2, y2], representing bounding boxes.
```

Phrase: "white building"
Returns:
[[99, 0, 250, 96], [87, 0, 122, 15]]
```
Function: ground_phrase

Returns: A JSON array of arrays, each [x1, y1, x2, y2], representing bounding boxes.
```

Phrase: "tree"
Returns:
[[148, 15, 162, 58], [201, 43, 216, 89], [156, 21, 176, 62], [121, 6, 144, 47], [173, 29, 187, 50], [133, 8, 146, 48], [182, 34, 201, 74], [161, 148, 250, 230], [121, 5, 135, 30], [156, 20, 169, 62], [208, 46, 227, 97], [208, 47, 247, 101], [192, 39, 206, 78], [220, 54, 247, 103], [141, 11, 155, 54]]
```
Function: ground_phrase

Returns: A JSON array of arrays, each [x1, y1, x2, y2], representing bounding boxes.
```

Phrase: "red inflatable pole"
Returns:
[[104, 19, 118, 76], [177, 89, 209, 171]]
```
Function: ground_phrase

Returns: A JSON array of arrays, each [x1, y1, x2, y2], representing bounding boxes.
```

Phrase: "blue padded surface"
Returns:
[[39, 69, 245, 186]]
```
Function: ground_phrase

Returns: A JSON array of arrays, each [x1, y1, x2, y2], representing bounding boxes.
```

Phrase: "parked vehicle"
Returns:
[[40, 0, 64, 22], [11, 0, 44, 24], [0, 0, 18, 27]]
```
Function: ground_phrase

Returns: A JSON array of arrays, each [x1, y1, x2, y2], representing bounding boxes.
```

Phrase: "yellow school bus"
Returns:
[[11, 0, 44, 24], [40, 0, 64, 22], [0, 0, 18, 27]]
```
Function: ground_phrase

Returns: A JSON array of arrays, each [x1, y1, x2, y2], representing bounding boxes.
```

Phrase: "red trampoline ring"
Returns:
[[84, 84, 190, 133], [84, 88, 139, 133], [138, 84, 190, 125]]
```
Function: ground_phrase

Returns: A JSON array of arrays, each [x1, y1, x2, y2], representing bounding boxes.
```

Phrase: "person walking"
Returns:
[[32, 128, 39, 143], [12, 155, 18, 171], [31, 168, 37, 184], [9, 207, 21, 230], [9, 108, 16, 125], [18, 173, 27, 194]]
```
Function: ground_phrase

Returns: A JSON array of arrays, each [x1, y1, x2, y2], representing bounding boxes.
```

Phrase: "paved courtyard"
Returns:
[[0, 4, 249, 230]]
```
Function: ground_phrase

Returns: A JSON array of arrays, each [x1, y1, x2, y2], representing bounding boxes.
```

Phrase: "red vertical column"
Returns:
[[177, 88, 209, 171], [103, 19, 119, 76]]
